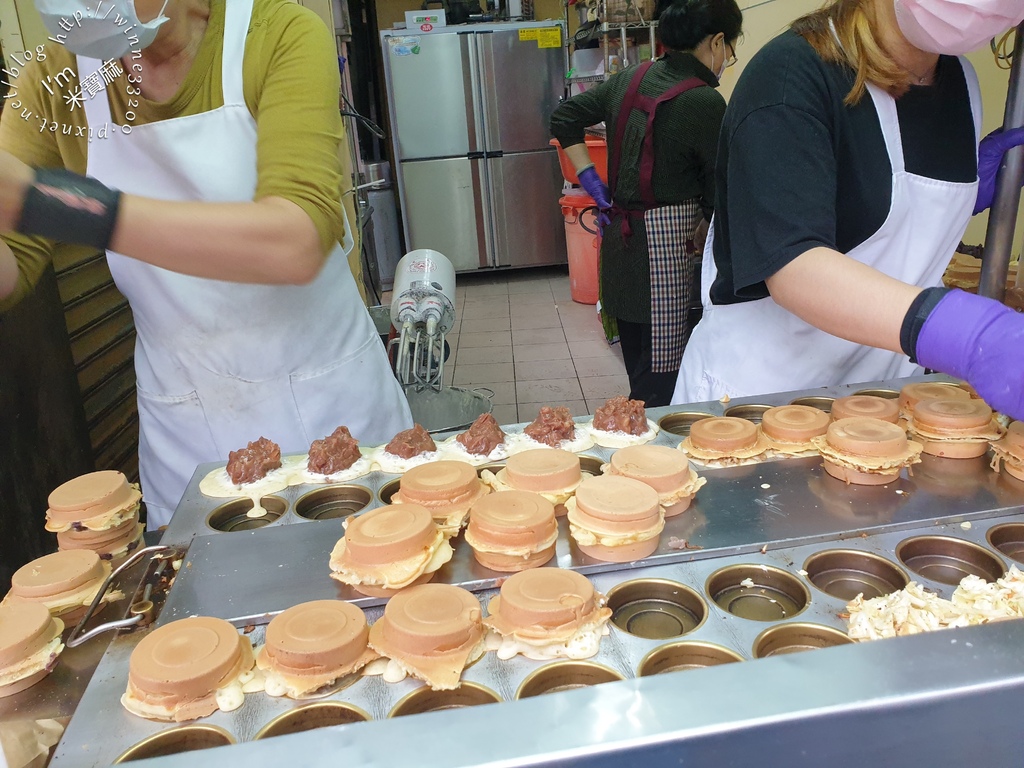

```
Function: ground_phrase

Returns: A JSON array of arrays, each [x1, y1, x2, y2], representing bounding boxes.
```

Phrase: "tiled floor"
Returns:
[[388, 266, 628, 426]]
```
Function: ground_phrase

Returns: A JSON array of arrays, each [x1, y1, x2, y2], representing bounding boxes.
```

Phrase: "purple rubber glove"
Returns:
[[916, 289, 1024, 420], [596, 210, 611, 237], [974, 126, 1024, 215], [578, 166, 612, 211]]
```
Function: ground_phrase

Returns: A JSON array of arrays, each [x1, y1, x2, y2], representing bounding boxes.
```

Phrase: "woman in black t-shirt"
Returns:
[[670, 0, 1024, 422]]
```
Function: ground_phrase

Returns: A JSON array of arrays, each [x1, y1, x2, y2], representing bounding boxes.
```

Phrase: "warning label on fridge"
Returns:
[[518, 28, 561, 48]]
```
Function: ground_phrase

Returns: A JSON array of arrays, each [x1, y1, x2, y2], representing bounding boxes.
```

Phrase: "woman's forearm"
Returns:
[[765, 247, 923, 354], [565, 143, 595, 173], [1, 145, 328, 286], [110, 195, 326, 285]]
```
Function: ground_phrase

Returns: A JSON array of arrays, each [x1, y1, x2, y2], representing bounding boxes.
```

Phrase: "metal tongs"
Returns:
[[65, 544, 183, 648]]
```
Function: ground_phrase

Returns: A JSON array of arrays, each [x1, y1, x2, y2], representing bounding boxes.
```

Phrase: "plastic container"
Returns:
[[550, 138, 608, 185], [559, 194, 601, 305]]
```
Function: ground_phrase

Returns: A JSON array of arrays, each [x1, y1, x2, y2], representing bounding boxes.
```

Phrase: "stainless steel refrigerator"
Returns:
[[381, 22, 569, 273]]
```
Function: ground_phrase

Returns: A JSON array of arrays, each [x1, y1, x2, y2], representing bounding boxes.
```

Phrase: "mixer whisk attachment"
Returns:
[[388, 249, 457, 392]]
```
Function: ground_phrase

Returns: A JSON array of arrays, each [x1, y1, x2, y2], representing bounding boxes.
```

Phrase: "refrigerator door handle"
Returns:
[[485, 157, 505, 268], [470, 159, 493, 270], [464, 33, 485, 155], [475, 32, 501, 156]]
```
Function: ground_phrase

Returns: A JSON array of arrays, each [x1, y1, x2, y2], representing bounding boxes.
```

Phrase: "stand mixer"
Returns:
[[388, 250, 492, 432], [389, 249, 457, 391]]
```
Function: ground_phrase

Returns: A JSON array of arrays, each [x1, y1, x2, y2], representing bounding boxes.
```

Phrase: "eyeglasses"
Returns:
[[725, 43, 737, 68]]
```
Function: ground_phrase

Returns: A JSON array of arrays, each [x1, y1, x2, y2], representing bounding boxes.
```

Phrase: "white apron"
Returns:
[[671, 64, 983, 405], [81, 0, 412, 529]]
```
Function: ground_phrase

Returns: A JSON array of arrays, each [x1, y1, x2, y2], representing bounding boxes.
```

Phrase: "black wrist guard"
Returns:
[[900, 286, 951, 362], [16, 168, 122, 252]]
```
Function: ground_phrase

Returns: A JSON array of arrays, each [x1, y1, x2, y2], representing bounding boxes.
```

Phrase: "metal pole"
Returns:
[[562, 6, 570, 100], [979, 24, 1024, 300]]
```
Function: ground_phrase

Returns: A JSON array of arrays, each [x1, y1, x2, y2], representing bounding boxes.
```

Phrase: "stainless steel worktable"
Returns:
[[44, 375, 1024, 768]]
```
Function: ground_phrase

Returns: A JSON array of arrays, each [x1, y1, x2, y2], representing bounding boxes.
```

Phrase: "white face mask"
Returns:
[[712, 41, 727, 80], [715, 51, 727, 80], [894, 0, 1024, 56], [35, 0, 170, 60]]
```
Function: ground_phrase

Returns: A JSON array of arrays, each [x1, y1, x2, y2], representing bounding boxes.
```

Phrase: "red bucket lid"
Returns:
[[559, 194, 596, 209]]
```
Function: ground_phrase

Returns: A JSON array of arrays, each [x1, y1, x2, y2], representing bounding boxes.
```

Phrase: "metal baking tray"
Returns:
[[44, 373, 1024, 767], [49, 512, 1024, 767], [154, 373, 1020, 626], [154, 451, 1022, 628]]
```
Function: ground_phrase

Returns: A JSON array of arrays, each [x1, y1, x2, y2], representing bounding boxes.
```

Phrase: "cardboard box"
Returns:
[[405, 9, 446, 29]]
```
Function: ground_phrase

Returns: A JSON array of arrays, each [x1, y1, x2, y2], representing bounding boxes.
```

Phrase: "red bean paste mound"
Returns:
[[592, 396, 648, 436], [308, 426, 361, 475], [385, 424, 437, 459], [227, 437, 282, 485], [456, 413, 506, 456], [524, 406, 576, 447]]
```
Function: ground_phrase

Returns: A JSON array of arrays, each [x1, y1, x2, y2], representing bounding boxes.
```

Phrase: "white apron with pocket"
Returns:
[[671, 67, 982, 405], [80, 0, 412, 529]]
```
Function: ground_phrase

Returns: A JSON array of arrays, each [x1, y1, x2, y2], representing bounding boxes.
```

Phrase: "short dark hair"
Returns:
[[655, 0, 743, 52]]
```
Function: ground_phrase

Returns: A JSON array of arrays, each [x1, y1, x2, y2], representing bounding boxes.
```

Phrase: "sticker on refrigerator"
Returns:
[[537, 28, 561, 48], [518, 27, 561, 48], [389, 36, 421, 56]]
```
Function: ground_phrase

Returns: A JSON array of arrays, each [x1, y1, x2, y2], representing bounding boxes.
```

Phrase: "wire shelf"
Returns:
[[601, 19, 657, 31]]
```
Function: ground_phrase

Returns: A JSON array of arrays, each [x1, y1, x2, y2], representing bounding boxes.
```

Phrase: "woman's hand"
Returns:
[[578, 167, 612, 210], [0, 149, 33, 232], [563, 142, 612, 209], [916, 289, 1024, 420], [975, 126, 1024, 215]]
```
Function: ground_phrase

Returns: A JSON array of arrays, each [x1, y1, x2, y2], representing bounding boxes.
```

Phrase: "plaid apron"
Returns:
[[645, 200, 703, 372], [605, 60, 709, 372]]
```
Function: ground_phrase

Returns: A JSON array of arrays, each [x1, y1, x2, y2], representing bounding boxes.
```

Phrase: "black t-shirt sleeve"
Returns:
[[727, 103, 838, 295], [710, 33, 851, 302], [709, 31, 976, 306]]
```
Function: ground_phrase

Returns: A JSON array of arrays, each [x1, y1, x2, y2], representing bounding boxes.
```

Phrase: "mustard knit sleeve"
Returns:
[[0, 47, 91, 313], [248, 4, 346, 256]]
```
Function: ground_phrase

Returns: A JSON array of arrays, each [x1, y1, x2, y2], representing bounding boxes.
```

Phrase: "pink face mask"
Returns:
[[894, 0, 1024, 56]]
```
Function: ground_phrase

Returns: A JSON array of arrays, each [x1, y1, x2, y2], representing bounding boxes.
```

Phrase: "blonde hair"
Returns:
[[792, 0, 915, 105]]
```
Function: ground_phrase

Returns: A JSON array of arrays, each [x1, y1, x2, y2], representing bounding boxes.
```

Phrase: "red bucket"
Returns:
[[559, 194, 601, 305]]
